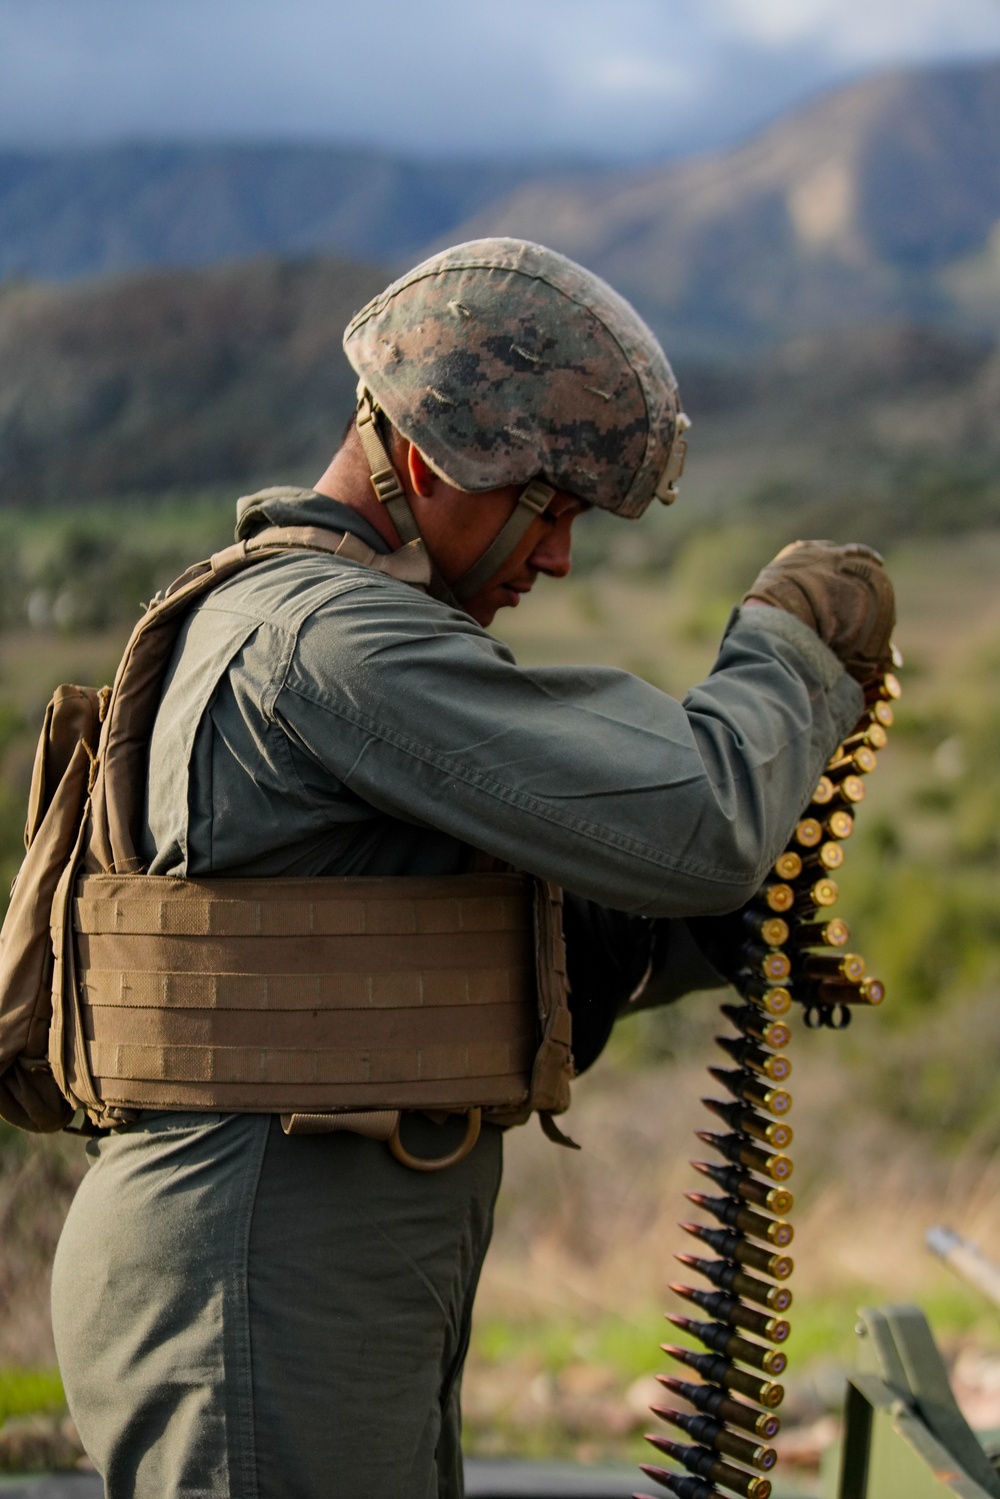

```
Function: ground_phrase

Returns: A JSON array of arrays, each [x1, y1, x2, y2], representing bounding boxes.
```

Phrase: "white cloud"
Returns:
[[711, 0, 1000, 62]]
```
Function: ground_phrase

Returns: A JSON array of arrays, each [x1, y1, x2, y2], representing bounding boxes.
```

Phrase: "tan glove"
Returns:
[[744, 540, 896, 684]]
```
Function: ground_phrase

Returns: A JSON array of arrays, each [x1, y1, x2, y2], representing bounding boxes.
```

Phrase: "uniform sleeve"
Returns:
[[274, 577, 864, 918]]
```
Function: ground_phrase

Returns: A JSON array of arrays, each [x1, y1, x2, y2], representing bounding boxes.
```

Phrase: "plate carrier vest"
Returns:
[[0, 525, 575, 1167]]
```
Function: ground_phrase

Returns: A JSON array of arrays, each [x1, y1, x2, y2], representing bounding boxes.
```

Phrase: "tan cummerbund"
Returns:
[[71, 871, 539, 1114]]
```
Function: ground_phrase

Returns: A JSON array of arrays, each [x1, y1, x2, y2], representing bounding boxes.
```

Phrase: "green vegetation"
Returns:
[[0, 1368, 64, 1427]]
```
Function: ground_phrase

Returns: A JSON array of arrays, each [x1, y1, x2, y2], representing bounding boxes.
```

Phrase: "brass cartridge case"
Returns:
[[802, 975, 885, 1007], [757, 881, 795, 913], [792, 817, 823, 848], [826, 745, 878, 778], [787, 917, 849, 949], [707, 1069, 792, 1117], [799, 841, 845, 873], [741, 911, 790, 947], [740, 946, 792, 983], [675, 1254, 793, 1313], [696, 1130, 793, 1181], [798, 951, 866, 983], [641, 1442, 773, 1497], [824, 809, 855, 840], [648, 1406, 778, 1470], [659, 1344, 785, 1407], [690, 1157, 794, 1212], [841, 723, 888, 753], [668, 1284, 790, 1343], [791, 877, 838, 912], [665, 1315, 788, 1374], [772, 850, 803, 881], [715, 1035, 792, 1082], [739, 982, 792, 1015], [865, 672, 901, 702], [719, 1004, 791, 1049], [679, 1222, 793, 1279], [655, 1376, 781, 1438], [701, 1097, 793, 1149], [684, 1194, 794, 1247]]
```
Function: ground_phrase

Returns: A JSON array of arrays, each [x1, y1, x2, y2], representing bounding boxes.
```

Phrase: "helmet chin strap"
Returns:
[[355, 389, 555, 608]]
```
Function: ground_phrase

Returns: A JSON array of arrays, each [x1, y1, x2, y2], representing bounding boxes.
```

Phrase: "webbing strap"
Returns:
[[452, 479, 555, 600], [357, 387, 534, 612], [86, 1038, 530, 1086]]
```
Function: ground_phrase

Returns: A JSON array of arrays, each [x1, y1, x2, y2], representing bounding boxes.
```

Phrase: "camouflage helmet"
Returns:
[[343, 238, 689, 519]]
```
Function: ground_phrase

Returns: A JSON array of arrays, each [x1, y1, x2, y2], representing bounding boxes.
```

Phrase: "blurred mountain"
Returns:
[[441, 60, 1000, 354], [0, 255, 384, 505], [1, 250, 996, 518], [0, 143, 592, 280]]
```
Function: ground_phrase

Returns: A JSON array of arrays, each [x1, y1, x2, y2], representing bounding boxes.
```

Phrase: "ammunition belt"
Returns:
[[640, 671, 900, 1499]]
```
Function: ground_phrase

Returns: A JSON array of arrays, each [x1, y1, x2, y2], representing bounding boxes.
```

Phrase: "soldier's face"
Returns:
[[411, 479, 589, 627]]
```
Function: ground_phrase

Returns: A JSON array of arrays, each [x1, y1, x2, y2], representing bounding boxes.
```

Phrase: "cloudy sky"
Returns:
[[2, 0, 1000, 160]]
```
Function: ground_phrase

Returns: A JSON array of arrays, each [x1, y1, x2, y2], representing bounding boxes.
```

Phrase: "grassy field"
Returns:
[[2, 508, 1000, 1472]]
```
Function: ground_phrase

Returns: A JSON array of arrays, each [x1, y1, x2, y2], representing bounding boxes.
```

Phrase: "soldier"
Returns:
[[50, 239, 893, 1499]]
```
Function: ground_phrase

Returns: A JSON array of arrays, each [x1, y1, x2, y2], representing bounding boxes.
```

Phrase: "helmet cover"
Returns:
[[343, 238, 683, 518]]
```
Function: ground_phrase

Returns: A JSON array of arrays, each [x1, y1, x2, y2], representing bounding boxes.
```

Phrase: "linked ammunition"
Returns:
[[786, 918, 849, 949], [738, 982, 792, 1015], [810, 775, 835, 805], [792, 817, 823, 848], [668, 1284, 790, 1343], [665, 1315, 788, 1375], [826, 746, 878, 779], [841, 723, 888, 753], [697, 1130, 793, 1182], [674, 1254, 793, 1312], [741, 911, 790, 947], [799, 975, 885, 1006], [824, 809, 854, 840], [647, 1414, 778, 1473], [827, 774, 865, 806], [655, 1377, 781, 1439], [685, 1193, 794, 1246], [798, 841, 845, 873], [772, 850, 803, 881], [797, 951, 866, 983], [636, 1468, 720, 1499], [756, 881, 794, 913], [642, 1441, 772, 1497], [739, 946, 792, 983], [706, 1069, 792, 1117], [678, 1222, 793, 1280], [659, 1344, 784, 1406], [690, 1157, 794, 1211], [865, 671, 901, 702], [870, 699, 894, 727], [700, 1099, 793, 1149], [719, 1005, 791, 1049], [715, 1035, 792, 1082], [791, 877, 838, 912]]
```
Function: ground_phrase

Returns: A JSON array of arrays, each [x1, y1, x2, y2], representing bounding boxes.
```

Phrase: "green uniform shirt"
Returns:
[[142, 488, 863, 919]]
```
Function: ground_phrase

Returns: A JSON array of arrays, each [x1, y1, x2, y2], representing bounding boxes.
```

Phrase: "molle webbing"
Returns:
[[70, 872, 541, 1115]]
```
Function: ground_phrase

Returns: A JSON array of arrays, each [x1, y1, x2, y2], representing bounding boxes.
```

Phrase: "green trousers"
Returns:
[[52, 1111, 502, 1498]]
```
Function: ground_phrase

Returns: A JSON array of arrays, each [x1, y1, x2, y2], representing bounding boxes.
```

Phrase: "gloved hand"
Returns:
[[743, 540, 896, 683]]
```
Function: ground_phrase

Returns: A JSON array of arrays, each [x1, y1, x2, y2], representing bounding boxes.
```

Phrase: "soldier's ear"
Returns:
[[405, 441, 441, 499]]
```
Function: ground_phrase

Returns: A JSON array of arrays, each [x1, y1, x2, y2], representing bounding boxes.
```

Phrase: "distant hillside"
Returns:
[[0, 143, 589, 281], [0, 252, 996, 517], [0, 256, 385, 506], [442, 60, 1000, 354]]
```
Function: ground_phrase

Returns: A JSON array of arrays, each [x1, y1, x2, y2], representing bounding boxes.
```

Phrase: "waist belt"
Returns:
[[58, 871, 574, 1154]]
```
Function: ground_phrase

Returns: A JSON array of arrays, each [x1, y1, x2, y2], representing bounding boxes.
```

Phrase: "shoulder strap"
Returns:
[[88, 525, 432, 875]]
